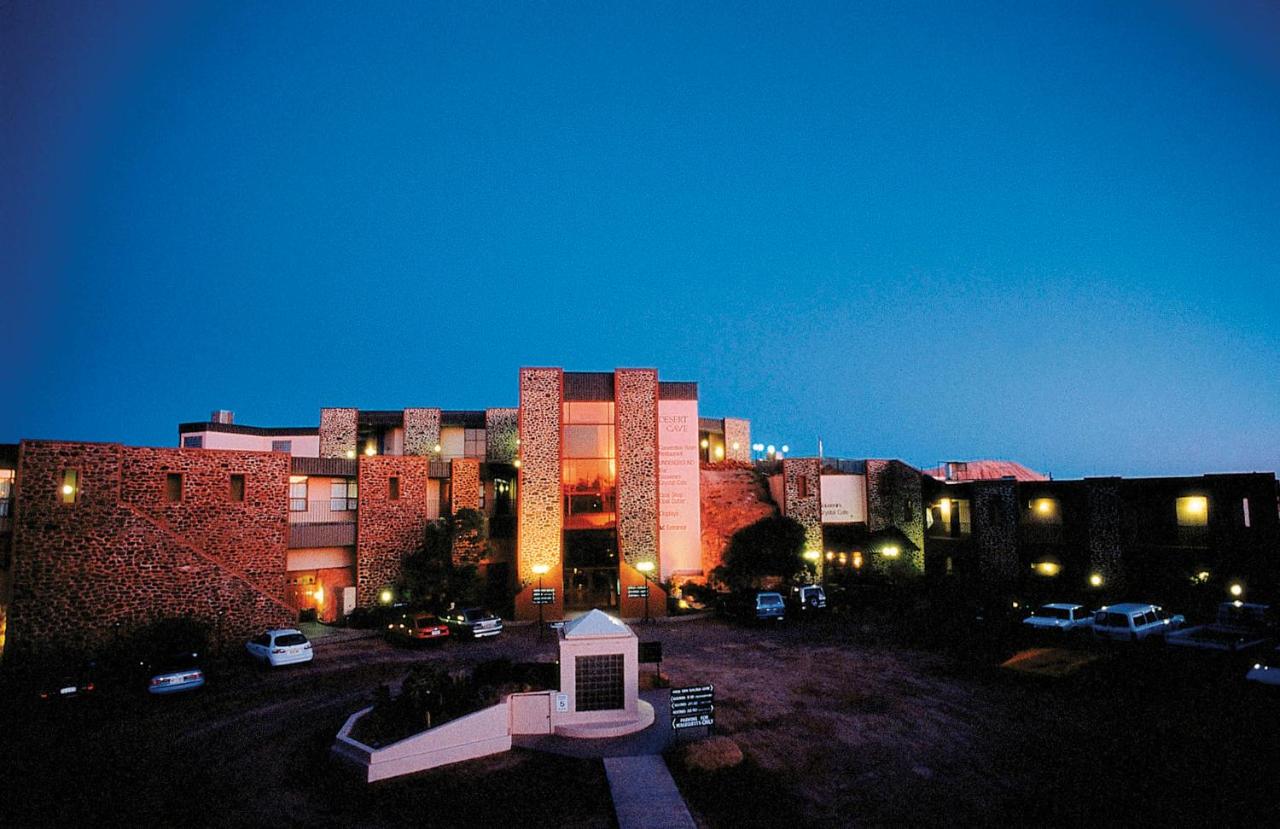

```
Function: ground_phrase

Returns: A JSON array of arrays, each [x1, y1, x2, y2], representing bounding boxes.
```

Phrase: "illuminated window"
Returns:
[[230, 474, 245, 502], [1028, 497, 1062, 525], [0, 469, 14, 516], [289, 476, 308, 511], [1176, 496, 1208, 527], [165, 473, 183, 502], [59, 470, 80, 504], [389, 477, 400, 500], [562, 402, 616, 530], [927, 498, 971, 538], [330, 479, 358, 511]]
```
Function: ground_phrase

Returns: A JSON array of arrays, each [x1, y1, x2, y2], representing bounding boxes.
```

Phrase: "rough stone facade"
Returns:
[[319, 408, 358, 459], [450, 458, 481, 513], [970, 479, 1020, 583], [866, 459, 926, 576], [723, 418, 752, 463], [355, 455, 431, 606], [699, 467, 778, 583], [783, 458, 824, 579], [1086, 479, 1124, 589], [403, 408, 442, 457], [8, 441, 293, 659], [615, 369, 659, 569], [516, 368, 563, 587], [485, 408, 519, 463]]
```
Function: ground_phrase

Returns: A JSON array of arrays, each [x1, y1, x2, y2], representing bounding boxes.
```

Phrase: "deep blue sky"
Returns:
[[4, 1, 1278, 478]]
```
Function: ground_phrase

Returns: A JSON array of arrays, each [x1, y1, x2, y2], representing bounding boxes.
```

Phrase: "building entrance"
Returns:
[[563, 529, 619, 610]]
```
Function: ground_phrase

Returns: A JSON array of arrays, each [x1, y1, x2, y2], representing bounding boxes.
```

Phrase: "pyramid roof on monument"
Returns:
[[562, 609, 633, 639]]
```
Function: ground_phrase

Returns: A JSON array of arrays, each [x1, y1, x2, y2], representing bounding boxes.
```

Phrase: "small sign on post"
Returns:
[[532, 588, 556, 605], [670, 684, 715, 735], [626, 585, 649, 599]]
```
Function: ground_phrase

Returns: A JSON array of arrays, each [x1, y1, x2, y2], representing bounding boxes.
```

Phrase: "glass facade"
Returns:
[[562, 402, 616, 530]]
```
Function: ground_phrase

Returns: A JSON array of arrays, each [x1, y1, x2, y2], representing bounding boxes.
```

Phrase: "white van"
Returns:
[[1092, 603, 1184, 642]]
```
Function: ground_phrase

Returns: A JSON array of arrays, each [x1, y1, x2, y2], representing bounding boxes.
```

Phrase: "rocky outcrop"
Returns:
[[699, 467, 778, 582]]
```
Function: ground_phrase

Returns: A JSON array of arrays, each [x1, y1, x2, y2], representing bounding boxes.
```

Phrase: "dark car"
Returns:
[[790, 584, 828, 614], [439, 607, 504, 639], [720, 591, 786, 624], [36, 660, 99, 703], [386, 611, 451, 645]]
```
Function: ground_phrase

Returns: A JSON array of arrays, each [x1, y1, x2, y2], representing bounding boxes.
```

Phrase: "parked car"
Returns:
[[1092, 603, 1184, 642], [1023, 603, 1094, 633], [386, 611, 451, 645], [1168, 602, 1275, 653], [721, 590, 786, 623], [140, 651, 205, 695], [36, 660, 99, 703], [790, 584, 828, 614], [439, 607, 503, 639], [245, 629, 314, 667], [1246, 647, 1280, 688]]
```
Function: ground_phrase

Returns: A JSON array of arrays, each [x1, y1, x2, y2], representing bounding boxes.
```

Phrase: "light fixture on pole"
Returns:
[[636, 560, 655, 623]]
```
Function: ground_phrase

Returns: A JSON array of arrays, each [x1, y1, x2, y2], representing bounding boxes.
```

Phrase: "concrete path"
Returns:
[[604, 754, 698, 829]]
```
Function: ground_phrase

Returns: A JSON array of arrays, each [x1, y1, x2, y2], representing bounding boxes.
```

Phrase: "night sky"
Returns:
[[4, 1, 1278, 478]]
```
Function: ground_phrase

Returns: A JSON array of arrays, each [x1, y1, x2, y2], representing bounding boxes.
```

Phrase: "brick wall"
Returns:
[[1086, 479, 1123, 590], [8, 441, 293, 659], [450, 458, 481, 512], [319, 408, 358, 458], [355, 455, 432, 606], [783, 458, 823, 579], [971, 479, 1020, 583], [615, 369, 659, 569], [516, 368, 563, 620]]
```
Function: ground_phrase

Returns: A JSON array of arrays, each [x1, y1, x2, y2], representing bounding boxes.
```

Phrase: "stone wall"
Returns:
[[1086, 479, 1123, 590], [516, 368, 563, 618], [866, 459, 926, 576], [722, 418, 752, 463], [355, 455, 432, 606], [783, 458, 823, 579], [319, 408, 358, 459], [403, 408, 442, 457], [971, 479, 1020, 583], [699, 467, 778, 583], [450, 458, 481, 512], [8, 441, 293, 659], [485, 408, 519, 463], [615, 369, 659, 569]]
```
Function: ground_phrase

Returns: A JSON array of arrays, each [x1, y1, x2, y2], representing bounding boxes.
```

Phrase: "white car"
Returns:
[[1023, 603, 1093, 632], [1092, 603, 1184, 642], [245, 629, 313, 667], [1246, 648, 1280, 688]]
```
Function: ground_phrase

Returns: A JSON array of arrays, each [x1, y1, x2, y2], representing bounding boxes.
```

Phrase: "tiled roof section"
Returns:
[[658, 381, 698, 400], [178, 422, 319, 437], [291, 456, 358, 477], [924, 460, 1048, 482], [698, 418, 725, 434], [357, 410, 404, 427], [564, 371, 615, 401], [441, 410, 486, 428]]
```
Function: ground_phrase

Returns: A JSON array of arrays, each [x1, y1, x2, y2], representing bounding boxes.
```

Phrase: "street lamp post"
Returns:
[[532, 564, 549, 640], [636, 561, 655, 623]]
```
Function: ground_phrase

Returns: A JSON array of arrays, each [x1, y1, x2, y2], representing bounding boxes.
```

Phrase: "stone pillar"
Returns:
[[865, 459, 926, 576], [319, 408, 358, 459], [485, 408, 519, 463], [403, 408, 442, 457], [1086, 478, 1124, 591], [971, 479, 1020, 585], [783, 457, 824, 581], [723, 418, 752, 463], [516, 368, 563, 621], [450, 458, 481, 512], [615, 369, 661, 619]]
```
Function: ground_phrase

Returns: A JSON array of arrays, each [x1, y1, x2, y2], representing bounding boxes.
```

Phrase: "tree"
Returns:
[[399, 513, 483, 608], [711, 515, 808, 590]]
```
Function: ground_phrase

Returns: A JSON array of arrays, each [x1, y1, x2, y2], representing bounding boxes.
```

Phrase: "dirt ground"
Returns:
[[0, 611, 1275, 828]]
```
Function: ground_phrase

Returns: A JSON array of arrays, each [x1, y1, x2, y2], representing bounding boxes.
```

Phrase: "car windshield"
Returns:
[[1037, 606, 1072, 620], [463, 609, 488, 622], [415, 617, 440, 629], [758, 594, 783, 607], [275, 633, 308, 647]]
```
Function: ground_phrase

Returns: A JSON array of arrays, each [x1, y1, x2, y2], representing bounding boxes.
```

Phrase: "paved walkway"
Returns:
[[603, 755, 697, 829]]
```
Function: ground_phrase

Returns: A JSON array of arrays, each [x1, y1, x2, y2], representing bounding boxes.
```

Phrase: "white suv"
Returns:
[[1023, 603, 1093, 632], [1092, 603, 1184, 642]]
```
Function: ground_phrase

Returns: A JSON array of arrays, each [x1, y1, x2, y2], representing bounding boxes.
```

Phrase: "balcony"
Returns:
[[288, 499, 356, 548]]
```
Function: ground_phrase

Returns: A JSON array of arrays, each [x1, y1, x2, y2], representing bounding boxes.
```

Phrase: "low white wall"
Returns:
[[333, 702, 513, 783]]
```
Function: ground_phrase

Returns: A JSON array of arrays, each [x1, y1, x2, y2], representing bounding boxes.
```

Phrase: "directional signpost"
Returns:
[[670, 684, 714, 737], [626, 585, 649, 599], [532, 588, 556, 605]]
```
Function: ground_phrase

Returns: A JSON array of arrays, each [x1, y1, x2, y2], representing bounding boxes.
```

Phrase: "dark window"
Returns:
[[60, 469, 79, 504], [575, 653, 624, 711], [902, 501, 912, 522], [182, 435, 203, 448], [389, 477, 400, 500], [271, 440, 292, 453], [165, 473, 183, 503], [796, 476, 809, 498], [274, 633, 308, 647], [230, 474, 246, 502]]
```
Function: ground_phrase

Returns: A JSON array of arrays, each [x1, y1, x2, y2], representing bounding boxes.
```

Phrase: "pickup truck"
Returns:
[[1167, 602, 1274, 653]]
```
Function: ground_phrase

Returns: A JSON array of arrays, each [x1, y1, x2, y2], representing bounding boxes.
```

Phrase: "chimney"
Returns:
[[211, 410, 235, 424]]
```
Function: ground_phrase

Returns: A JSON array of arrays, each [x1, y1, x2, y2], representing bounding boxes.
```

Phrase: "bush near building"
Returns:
[[710, 515, 808, 591]]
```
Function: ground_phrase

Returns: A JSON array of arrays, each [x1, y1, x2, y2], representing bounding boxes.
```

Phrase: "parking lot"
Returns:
[[0, 605, 1275, 828]]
